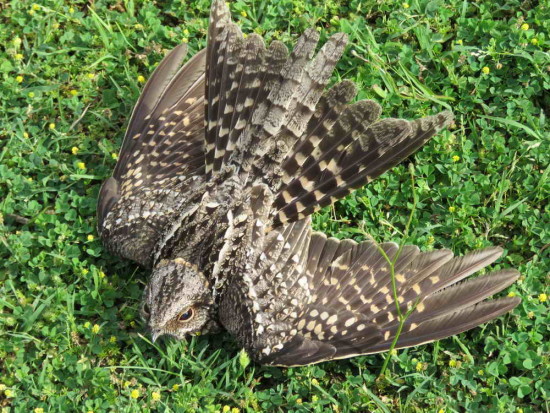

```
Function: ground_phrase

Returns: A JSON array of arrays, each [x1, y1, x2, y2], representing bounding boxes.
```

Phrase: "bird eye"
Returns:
[[178, 308, 194, 322]]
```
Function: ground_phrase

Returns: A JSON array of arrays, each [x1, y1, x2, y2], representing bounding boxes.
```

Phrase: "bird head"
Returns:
[[141, 258, 217, 341]]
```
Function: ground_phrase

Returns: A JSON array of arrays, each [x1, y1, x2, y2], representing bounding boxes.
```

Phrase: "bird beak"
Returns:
[[151, 329, 162, 343]]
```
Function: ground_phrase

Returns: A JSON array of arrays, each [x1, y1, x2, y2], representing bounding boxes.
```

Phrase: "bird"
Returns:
[[97, 0, 520, 366]]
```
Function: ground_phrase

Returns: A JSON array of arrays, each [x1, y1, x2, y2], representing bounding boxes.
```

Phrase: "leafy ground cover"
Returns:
[[0, 0, 548, 411]]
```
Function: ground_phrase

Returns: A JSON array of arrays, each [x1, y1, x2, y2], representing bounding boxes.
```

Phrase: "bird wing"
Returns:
[[97, 44, 206, 266], [230, 226, 519, 366]]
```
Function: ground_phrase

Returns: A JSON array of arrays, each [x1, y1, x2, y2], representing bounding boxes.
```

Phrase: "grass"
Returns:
[[0, 0, 548, 411]]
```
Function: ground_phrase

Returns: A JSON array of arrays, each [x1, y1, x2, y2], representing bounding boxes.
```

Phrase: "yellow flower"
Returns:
[[87, 234, 95, 241], [91, 324, 100, 334], [452, 155, 460, 162], [111, 153, 118, 160], [29, 9, 35, 16], [172, 384, 180, 391], [182, 38, 189, 43], [28, 92, 35, 98], [27, 177, 33, 182], [389, 349, 398, 356], [183, 29, 189, 36], [123, 381, 131, 388], [32, 3, 41, 10], [527, 311, 534, 319], [311, 378, 319, 386], [87, 73, 95, 79], [83, 321, 91, 329], [481, 66, 490, 75], [109, 335, 116, 343], [4, 389, 14, 398], [72, 146, 79, 155], [134, 23, 144, 30], [402, 2, 410, 8], [231, 409, 240, 413], [70, 89, 78, 96], [0, 384, 6, 391], [448, 206, 456, 213], [530, 38, 538, 45], [23, 132, 29, 138], [456, 39, 463, 45], [69, 7, 74, 13], [520, 23, 529, 31], [478, 370, 484, 375], [296, 398, 303, 404], [415, 362, 423, 371], [15, 53, 23, 60], [426, 236, 435, 245], [539, 293, 547, 302], [241, 11, 247, 17], [82, 268, 89, 275], [508, 291, 516, 298], [137, 75, 145, 83], [77, 162, 86, 170], [438, 410, 445, 413], [34, 408, 44, 413], [312, 395, 319, 402], [151, 391, 161, 401], [222, 406, 231, 413], [16, 75, 23, 83], [49, 123, 56, 130], [99, 271, 106, 279], [449, 359, 457, 368], [130, 389, 140, 399]]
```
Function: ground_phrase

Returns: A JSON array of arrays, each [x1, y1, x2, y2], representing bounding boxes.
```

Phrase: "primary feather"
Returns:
[[98, 0, 520, 366]]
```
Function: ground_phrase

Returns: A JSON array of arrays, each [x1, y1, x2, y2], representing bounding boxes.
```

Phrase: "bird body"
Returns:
[[97, 0, 520, 366]]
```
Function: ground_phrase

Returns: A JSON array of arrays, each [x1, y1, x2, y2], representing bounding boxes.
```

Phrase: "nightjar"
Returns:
[[97, 0, 520, 366]]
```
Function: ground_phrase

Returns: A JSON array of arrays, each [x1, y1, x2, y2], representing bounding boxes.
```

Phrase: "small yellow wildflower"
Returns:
[[312, 395, 319, 402], [29, 9, 35, 16], [402, 2, 410, 8], [27, 177, 33, 182], [449, 359, 457, 368], [69, 7, 74, 13], [70, 89, 78, 96], [16, 75, 23, 83], [241, 11, 247, 17], [28, 91, 35, 98], [151, 391, 161, 401], [452, 155, 460, 162], [72, 146, 79, 155], [478, 370, 484, 375], [231, 409, 240, 413], [0, 384, 5, 391], [99, 271, 106, 279], [222, 406, 231, 413], [296, 398, 303, 404], [448, 206, 456, 213], [530, 38, 538, 45], [15, 53, 23, 60], [4, 389, 14, 398], [53, 23, 60, 29], [32, 3, 41, 10], [34, 408, 44, 413], [130, 389, 140, 399], [508, 291, 516, 298], [389, 349, 398, 356], [182, 38, 189, 43], [137, 75, 146, 83], [49, 123, 56, 130], [520, 23, 529, 31], [539, 293, 547, 302], [87, 234, 95, 241], [481, 66, 490, 75], [456, 39, 463, 45], [77, 162, 86, 170], [129, 320, 136, 327], [426, 236, 435, 245], [82, 268, 89, 275], [311, 378, 319, 386], [172, 384, 180, 391], [83, 321, 91, 329], [109, 335, 116, 343], [91, 324, 100, 334], [87, 73, 95, 79], [111, 153, 118, 160], [527, 311, 534, 319], [134, 23, 144, 30], [183, 29, 190, 36], [23, 132, 29, 138], [415, 362, 423, 372], [123, 381, 131, 388], [438, 410, 445, 413]]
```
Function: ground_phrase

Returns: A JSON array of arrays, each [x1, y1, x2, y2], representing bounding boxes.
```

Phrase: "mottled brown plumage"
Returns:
[[98, 0, 520, 366]]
